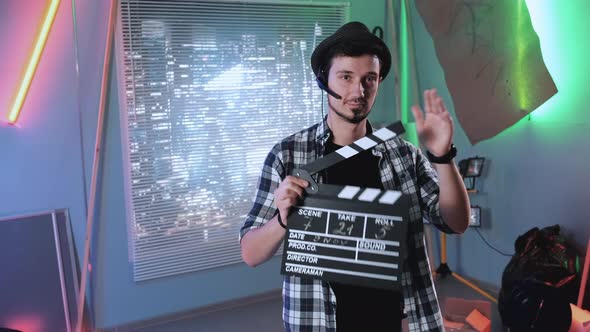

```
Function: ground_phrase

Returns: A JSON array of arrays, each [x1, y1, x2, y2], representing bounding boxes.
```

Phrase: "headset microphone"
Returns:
[[316, 77, 342, 100]]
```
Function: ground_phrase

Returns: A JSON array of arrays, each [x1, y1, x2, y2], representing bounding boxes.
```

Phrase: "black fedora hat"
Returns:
[[311, 21, 391, 80]]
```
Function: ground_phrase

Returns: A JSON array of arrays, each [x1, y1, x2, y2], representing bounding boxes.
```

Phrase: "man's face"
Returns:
[[326, 54, 381, 124]]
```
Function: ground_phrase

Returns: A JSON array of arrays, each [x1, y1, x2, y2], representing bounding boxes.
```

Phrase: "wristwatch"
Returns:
[[426, 144, 457, 164]]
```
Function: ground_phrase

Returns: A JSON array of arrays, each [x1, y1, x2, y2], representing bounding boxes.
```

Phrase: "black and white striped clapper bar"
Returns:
[[280, 122, 409, 291]]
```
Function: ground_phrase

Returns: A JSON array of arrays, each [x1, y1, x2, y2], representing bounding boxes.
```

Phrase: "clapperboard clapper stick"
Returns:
[[280, 121, 411, 291]]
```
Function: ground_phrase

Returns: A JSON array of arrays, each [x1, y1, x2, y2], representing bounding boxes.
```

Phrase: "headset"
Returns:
[[316, 67, 342, 100]]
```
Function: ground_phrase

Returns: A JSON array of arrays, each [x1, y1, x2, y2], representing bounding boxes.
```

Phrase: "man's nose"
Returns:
[[351, 80, 366, 97]]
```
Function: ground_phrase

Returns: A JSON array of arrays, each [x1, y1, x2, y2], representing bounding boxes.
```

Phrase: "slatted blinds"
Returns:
[[117, 0, 348, 281]]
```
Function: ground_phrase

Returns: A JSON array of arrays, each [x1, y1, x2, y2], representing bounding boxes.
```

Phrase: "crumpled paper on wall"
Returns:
[[415, 0, 557, 144]]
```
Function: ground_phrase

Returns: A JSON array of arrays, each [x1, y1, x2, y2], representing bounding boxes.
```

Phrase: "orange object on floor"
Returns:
[[443, 297, 492, 331], [570, 304, 590, 332], [465, 308, 491, 332]]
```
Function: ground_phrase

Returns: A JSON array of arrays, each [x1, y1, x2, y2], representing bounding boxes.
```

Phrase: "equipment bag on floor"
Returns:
[[499, 224, 581, 332]]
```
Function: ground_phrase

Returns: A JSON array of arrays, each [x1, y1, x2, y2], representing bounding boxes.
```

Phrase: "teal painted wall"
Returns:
[[410, 0, 590, 287]]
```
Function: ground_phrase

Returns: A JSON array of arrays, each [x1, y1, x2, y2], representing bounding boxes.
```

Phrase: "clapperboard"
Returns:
[[280, 122, 410, 291]]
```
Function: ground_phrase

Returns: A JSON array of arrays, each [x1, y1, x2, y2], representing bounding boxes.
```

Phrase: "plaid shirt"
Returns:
[[240, 117, 456, 331]]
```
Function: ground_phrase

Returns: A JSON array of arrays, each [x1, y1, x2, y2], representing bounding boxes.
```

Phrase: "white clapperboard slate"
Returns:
[[280, 122, 409, 291]]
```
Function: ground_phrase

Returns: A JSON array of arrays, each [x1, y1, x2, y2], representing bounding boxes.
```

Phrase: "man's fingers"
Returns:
[[276, 194, 299, 212], [278, 176, 308, 199], [429, 89, 446, 113], [286, 186, 305, 199], [274, 176, 310, 214], [411, 106, 424, 132], [277, 195, 297, 205], [438, 97, 448, 113], [285, 175, 309, 188], [424, 89, 432, 113]]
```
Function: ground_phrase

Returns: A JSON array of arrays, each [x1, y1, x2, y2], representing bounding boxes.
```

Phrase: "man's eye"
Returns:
[[341, 75, 351, 80]]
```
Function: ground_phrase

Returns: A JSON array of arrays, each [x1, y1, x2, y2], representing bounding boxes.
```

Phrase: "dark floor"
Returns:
[[435, 275, 504, 332], [111, 276, 505, 332]]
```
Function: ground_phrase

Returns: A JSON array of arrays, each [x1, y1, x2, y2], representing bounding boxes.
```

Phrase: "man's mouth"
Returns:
[[347, 102, 366, 107]]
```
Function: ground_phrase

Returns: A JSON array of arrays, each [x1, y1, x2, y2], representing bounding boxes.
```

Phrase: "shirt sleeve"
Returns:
[[239, 143, 285, 240], [415, 147, 457, 234]]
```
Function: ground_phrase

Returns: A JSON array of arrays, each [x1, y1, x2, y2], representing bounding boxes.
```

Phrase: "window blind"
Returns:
[[117, 0, 348, 281]]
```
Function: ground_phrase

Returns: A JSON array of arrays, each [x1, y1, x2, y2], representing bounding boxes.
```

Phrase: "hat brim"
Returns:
[[311, 23, 391, 80]]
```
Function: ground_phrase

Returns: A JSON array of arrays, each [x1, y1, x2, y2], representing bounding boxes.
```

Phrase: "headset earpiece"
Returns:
[[315, 68, 342, 100]]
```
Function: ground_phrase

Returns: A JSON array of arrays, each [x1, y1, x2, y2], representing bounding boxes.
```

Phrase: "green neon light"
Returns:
[[515, 0, 527, 112], [400, 1, 409, 125], [474, 0, 562, 139], [507, 0, 567, 128], [399, 0, 419, 145]]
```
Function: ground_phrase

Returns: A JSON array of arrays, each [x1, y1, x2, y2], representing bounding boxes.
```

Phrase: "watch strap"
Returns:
[[426, 144, 457, 164]]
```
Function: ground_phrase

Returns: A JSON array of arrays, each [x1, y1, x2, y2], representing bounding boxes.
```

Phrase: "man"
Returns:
[[240, 21, 470, 331]]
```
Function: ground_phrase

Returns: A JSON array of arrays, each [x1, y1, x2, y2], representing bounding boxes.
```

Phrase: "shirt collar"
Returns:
[[317, 116, 385, 152], [316, 115, 331, 144]]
